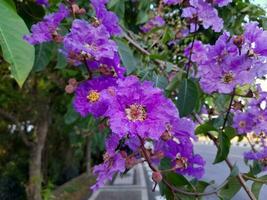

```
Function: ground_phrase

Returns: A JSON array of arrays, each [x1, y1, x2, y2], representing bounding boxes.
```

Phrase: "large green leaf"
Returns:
[[0, 0, 34, 86], [115, 38, 137, 75], [176, 79, 199, 117]]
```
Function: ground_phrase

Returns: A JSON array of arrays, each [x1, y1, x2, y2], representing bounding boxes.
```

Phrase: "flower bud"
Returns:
[[152, 171, 163, 183], [65, 84, 75, 94]]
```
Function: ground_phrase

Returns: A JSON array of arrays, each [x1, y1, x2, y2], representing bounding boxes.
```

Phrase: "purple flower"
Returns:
[[73, 77, 117, 118], [233, 111, 254, 134], [63, 19, 118, 65], [86, 53, 125, 78], [24, 4, 69, 45], [163, 0, 183, 5], [91, 0, 122, 35], [36, 0, 49, 7], [141, 16, 166, 33], [182, 0, 224, 32], [243, 22, 267, 57], [91, 152, 125, 191], [155, 139, 205, 179], [106, 76, 179, 140]]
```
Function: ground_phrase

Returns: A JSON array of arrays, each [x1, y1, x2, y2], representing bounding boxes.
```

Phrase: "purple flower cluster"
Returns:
[[233, 89, 267, 135], [74, 76, 205, 190], [141, 16, 165, 33], [164, 0, 232, 32], [91, 0, 122, 35], [62, 19, 125, 77], [187, 22, 267, 94], [24, 4, 69, 45]]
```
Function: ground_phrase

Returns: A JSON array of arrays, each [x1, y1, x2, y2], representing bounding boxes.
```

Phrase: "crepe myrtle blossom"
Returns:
[[244, 147, 267, 171], [62, 19, 117, 65], [91, 0, 122, 35], [24, 4, 69, 45], [141, 16, 165, 33], [155, 138, 205, 179], [182, 0, 224, 32], [105, 76, 179, 140], [187, 30, 267, 93], [233, 111, 254, 134], [86, 53, 126, 78], [91, 152, 126, 191], [73, 77, 117, 118], [232, 86, 267, 134]]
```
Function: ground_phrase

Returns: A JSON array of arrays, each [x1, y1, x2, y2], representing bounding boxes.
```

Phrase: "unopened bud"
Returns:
[[68, 78, 77, 86], [72, 4, 80, 14], [65, 85, 75, 94], [152, 171, 162, 183], [78, 8, 86, 15]]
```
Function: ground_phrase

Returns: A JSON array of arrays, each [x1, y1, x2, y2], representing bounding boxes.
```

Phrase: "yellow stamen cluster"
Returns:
[[87, 90, 100, 103]]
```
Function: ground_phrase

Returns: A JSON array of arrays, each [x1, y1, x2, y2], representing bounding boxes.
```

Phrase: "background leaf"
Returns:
[[115, 38, 137, 75]]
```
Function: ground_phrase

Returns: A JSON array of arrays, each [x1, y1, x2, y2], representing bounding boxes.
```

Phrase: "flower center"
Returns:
[[87, 90, 100, 103], [125, 104, 147, 122], [222, 72, 234, 84], [239, 121, 246, 128]]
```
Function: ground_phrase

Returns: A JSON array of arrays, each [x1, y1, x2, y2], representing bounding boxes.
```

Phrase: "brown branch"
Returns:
[[0, 108, 34, 147]]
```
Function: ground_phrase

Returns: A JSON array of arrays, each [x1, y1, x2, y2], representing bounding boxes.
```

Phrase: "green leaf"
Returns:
[[176, 79, 199, 117], [55, 51, 68, 69], [195, 122, 218, 135], [0, 0, 34, 86], [165, 172, 190, 188], [219, 176, 242, 200], [0, 1, 34, 86], [33, 42, 55, 72], [213, 132, 231, 164], [251, 175, 267, 199], [108, 0, 125, 19], [115, 38, 137, 75], [64, 103, 80, 125]]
